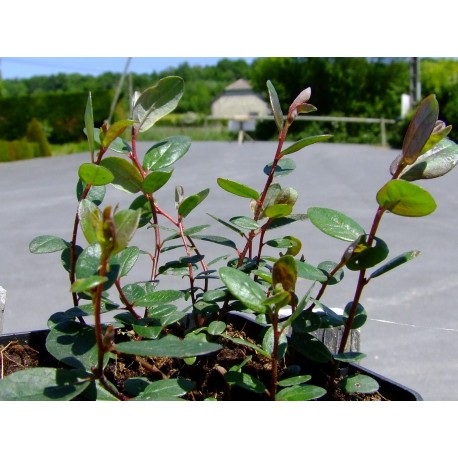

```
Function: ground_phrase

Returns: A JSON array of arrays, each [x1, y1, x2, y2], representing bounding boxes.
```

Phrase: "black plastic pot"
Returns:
[[0, 320, 423, 401]]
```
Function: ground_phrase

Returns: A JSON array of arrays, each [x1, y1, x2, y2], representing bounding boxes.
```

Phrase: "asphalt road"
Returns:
[[1, 141, 457, 400]]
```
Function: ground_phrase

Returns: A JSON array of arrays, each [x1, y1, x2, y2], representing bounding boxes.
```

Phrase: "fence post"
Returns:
[[380, 118, 387, 147], [0, 286, 5, 334]]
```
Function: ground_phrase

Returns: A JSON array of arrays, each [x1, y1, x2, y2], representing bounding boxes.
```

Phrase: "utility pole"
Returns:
[[410, 57, 421, 105]]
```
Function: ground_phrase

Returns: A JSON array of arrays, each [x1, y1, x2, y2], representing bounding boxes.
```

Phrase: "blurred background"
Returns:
[[1, 56, 457, 161]]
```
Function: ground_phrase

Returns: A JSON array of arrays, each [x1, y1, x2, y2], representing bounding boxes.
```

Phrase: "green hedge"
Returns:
[[0, 140, 40, 162], [0, 90, 114, 144]]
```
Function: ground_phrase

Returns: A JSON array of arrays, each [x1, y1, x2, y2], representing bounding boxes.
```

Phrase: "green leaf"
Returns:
[[70, 275, 108, 293], [264, 157, 296, 177], [376, 179, 437, 217], [207, 321, 227, 336], [272, 255, 297, 292], [345, 235, 389, 271], [0, 368, 90, 401], [266, 80, 283, 132], [296, 261, 328, 282], [262, 326, 288, 360], [133, 322, 162, 340], [78, 199, 101, 245], [291, 332, 333, 363], [142, 169, 173, 193], [277, 375, 312, 387], [116, 334, 221, 358], [399, 138, 458, 181], [401, 94, 439, 166], [29, 235, 68, 254], [291, 312, 321, 334], [129, 195, 153, 228], [192, 234, 237, 250], [143, 136, 192, 171], [219, 267, 267, 313], [266, 238, 295, 249], [276, 384, 326, 401], [110, 246, 140, 278], [229, 216, 260, 231], [46, 321, 109, 370], [317, 261, 344, 285], [369, 250, 421, 280], [266, 213, 308, 230], [280, 135, 333, 156], [178, 188, 210, 218], [84, 92, 95, 159], [78, 163, 114, 186], [340, 374, 379, 394], [75, 244, 118, 289], [134, 379, 195, 400], [133, 77, 184, 132], [134, 290, 184, 307], [102, 120, 135, 148], [308, 207, 365, 241], [113, 208, 140, 254], [264, 204, 292, 219], [343, 302, 367, 329], [76, 179, 105, 205], [217, 178, 259, 199], [224, 371, 267, 394], [333, 352, 367, 363], [100, 156, 143, 193], [222, 334, 270, 358], [420, 122, 453, 155], [207, 213, 244, 236]]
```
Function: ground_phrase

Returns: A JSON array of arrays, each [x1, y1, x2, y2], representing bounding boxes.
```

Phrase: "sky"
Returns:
[[0, 57, 255, 80], [2, 2, 456, 83]]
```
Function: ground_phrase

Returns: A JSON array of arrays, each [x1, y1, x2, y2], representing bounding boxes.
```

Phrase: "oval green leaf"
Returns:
[[345, 236, 389, 271], [115, 334, 221, 358], [219, 266, 267, 313], [0, 368, 90, 401], [46, 321, 108, 370], [217, 178, 259, 200], [267, 80, 283, 132], [276, 384, 326, 401], [178, 188, 210, 218], [143, 136, 192, 171], [376, 179, 437, 217], [399, 138, 458, 181], [401, 94, 439, 165], [264, 204, 292, 219], [133, 77, 184, 132], [369, 250, 421, 280], [29, 235, 69, 254], [134, 378, 195, 400], [340, 374, 379, 394], [100, 156, 143, 193], [264, 157, 296, 177], [229, 216, 260, 231], [280, 135, 333, 156], [113, 208, 141, 254], [308, 207, 365, 241], [84, 92, 95, 159], [142, 169, 173, 193]]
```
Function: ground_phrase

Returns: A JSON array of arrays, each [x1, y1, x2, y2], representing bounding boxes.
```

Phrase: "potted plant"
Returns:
[[1, 76, 455, 401]]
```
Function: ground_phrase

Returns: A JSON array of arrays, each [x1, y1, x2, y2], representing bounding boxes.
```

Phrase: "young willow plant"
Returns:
[[0, 77, 457, 401]]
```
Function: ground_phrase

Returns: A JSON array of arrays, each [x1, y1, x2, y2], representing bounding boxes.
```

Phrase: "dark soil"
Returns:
[[0, 325, 386, 401]]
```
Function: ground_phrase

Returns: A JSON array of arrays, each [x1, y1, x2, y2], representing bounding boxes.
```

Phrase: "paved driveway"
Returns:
[[1, 141, 457, 400]]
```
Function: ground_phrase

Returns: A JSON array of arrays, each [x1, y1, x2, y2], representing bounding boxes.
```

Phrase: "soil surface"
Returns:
[[0, 326, 386, 401]]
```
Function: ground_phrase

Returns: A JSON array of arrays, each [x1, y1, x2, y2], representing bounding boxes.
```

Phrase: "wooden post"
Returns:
[[0, 286, 5, 334], [381, 118, 387, 147]]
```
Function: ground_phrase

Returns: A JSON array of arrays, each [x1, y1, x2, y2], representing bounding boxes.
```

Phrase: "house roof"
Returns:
[[225, 79, 252, 91]]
